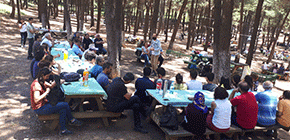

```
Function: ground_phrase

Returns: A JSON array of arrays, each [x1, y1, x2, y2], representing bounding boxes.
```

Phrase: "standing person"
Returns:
[[186, 70, 202, 90], [94, 34, 107, 55], [27, 17, 37, 59], [97, 62, 113, 92], [18, 19, 27, 47], [106, 73, 148, 133], [277, 90, 290, 131], [150, 34, 162, 76], [82, 34, 93, 50], [182, 92, 209, 139], [228, 81, 258, 129], [207, 87, 232, 132], [31, 68, 83, 135]]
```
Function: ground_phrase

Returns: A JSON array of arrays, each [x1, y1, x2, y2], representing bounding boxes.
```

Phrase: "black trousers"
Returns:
[[108, 96, 146, 127], [20, 32, 27, 46], [28, 38, 34, 58], [158, 55, 164, 68]]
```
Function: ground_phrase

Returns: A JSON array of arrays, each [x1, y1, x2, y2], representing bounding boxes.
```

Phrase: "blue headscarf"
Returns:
[[193, 91, 208, 114]]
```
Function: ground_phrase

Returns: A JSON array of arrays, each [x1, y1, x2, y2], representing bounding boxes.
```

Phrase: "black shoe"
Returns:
[[134, 127, 148, 134], [27, 56, 33, 60], [68, 119, 83, 126], [59, 129, 73, 136]]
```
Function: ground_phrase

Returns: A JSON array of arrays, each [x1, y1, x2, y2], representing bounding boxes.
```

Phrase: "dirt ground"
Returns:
[[0, 1, 290, 140]]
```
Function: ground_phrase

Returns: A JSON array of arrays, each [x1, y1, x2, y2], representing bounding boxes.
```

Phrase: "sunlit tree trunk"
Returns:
[[164, 0, 172, 42], [10, 0, 15, 18], [63, 0, 72, 36], [16, 0, 21, 22], [149, 0, 160, 38]]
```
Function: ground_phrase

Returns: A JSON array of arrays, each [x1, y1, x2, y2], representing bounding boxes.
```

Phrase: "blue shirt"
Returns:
[[97, 72, 109, 91], [202, 83, 218, 92], [90, 64, 103, 78], [32, 61, 40, 79], [135, 77, 155, 103], [72, 44, 83, 56], [255, 90, 278, 126]]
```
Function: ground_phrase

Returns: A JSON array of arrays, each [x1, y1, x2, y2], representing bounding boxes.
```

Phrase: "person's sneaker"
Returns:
[[134, 126, 148, 134], [59, 129, 73, 136], [68, 119, 83, 126]]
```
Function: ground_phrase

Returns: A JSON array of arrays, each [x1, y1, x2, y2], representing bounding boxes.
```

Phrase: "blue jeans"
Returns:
[[141, 54, 150, 66], [20, 32, 27, 46], [34, 102, 74, 130], [97, 47, 107, 55]]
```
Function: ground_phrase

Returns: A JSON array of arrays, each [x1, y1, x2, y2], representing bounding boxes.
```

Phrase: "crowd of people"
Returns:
[[24, 17, 290, 138], [262, 61, 289, 75]]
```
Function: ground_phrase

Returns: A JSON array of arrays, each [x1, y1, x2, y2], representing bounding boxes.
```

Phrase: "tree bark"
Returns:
[[157, 0, 165, 35], [267, 9, 290, 63], [213, 0, 233, 83], [143, 0, 152, 41], [79, 0, 85, 31], [168, 0, 188, 50], [63, 0, 72, 36], [246, 0, 264, 66], [105, 0, 122, 76], [164, 0, 172, 42], [133, 0, 141, 36], [96, 0, 102, 33], [90, 0, 94, 27], [186, 0, 194, 49], [16, 0, 21, 22], [10, 0, 15, 18], [205, 0, 212, 51], [149, 0, 160, 38]]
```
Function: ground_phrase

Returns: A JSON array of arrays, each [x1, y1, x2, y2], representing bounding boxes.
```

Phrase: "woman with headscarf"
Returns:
[[182, 92, 209, 138]]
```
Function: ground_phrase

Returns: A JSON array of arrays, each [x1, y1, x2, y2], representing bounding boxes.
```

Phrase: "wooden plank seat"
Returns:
[[37, 111, 121, 130]]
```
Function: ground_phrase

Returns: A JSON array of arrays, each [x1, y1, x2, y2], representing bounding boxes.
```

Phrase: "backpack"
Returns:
[[60, 72, 80, 82], [159, 105, 179, 130]]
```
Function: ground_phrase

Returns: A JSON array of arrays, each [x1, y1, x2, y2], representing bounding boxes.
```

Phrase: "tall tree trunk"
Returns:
[[105, 0, 122, 76], [164, 0, 172, 42], [149, 0, 160, 38], [187, 0, 195, 49], [267, 18, 270, 46], [168, 0, 188, 50], [237, 0, 244, 53], [241, 11, 253, 53], [63, 0, 72, 36], [143, 0, 152, 41], [90, 0, 94, 27], [205, 0, 212, 51], [16, 0, 21, 22], [79, 0, 84, 31], [122, 0, 127, 31], [133, 0, 141, 36], [10, 0, 16, 18], [96, 0, 102, 33], [267, 10, 290, 63], [24, 0, 28, 9], [213, 0, 233, 83], [246, 0, 264, 66], [189, 0, 199, 47], [157, 0, 165, 35]]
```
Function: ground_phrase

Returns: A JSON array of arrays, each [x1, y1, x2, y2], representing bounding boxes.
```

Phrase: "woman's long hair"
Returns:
[[36, 67, 51, 90]]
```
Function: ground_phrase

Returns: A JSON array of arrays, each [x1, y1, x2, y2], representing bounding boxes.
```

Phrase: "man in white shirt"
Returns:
[[150, 34, 162, 76], [186, 70, 202, 90], [41, 33, 55, 50]]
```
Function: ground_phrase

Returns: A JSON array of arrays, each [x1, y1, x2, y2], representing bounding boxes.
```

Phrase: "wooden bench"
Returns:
[[37, 111, 121, 130], [151, 109, 281, 140], [252, 72, 278, 85]]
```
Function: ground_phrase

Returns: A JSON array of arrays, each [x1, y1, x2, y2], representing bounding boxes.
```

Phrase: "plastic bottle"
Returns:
[[163, 80, 168, 98], [83, 68, 89, 87], [63, 49, 68, 61], [156, 78, 163, 94]]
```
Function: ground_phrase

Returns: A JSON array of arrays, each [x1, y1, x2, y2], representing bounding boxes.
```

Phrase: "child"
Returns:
[[171, 73, 187, 90]]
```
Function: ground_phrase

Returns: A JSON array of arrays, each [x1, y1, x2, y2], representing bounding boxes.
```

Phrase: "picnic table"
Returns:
[[230, 61, 248, 74]]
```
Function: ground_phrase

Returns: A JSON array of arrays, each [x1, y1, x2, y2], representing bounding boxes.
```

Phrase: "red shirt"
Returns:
[[30, 80, 47, 110], [230, 92, 258, 129]]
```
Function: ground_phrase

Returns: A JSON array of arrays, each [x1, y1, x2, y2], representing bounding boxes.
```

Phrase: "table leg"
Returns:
[[95, 97, 109, 126], [148, 99, 158, 116], [79, 98, 85, 112]]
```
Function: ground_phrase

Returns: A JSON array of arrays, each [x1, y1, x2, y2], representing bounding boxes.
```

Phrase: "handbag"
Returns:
[[159, 105, 178, 130], [60, 72, 80, 82], [46, 75, 65, 106]]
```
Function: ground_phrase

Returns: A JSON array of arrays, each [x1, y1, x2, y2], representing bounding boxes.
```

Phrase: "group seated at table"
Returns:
[[262, 61, 289, 75]]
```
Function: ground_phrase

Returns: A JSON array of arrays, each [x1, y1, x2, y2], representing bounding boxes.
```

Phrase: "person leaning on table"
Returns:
[[277, 90, 290, 131], [30, 68, 83, 135]]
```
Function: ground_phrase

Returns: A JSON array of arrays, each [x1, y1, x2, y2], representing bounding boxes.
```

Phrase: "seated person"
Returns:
[[31, 68, 82, 135], [202, 73, 217, 92], [135, 67, 155, 105], [171, 73, 187, 90], [32, 48, 45, 79], [186, 70, 202, 90], [90, 56, 104, 79], [251, 73, 259, 91], [81, 44, 98, 61], [277, 63, 285, 74], [72, 40, 84, 59], [262, 62, 270, 71], [154, 67, 172, 90], [97, 62, 112, 92], [182, 92, 208, 138], [277, 90, 290, 131], [106, 73, 148, 133], [219, 76, 232, 90], [231, 74, 241, 89], [228, 81, 258, 129], [83, 51, 96, 71], [141, 43, 150, 67], [82, 34, 92, 50], [94, 34, 107, 55], [207, 87, 232, 132], [41, 33, 55, 51], [32, 34, 42, 57], [244, 75, 254, 91]]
